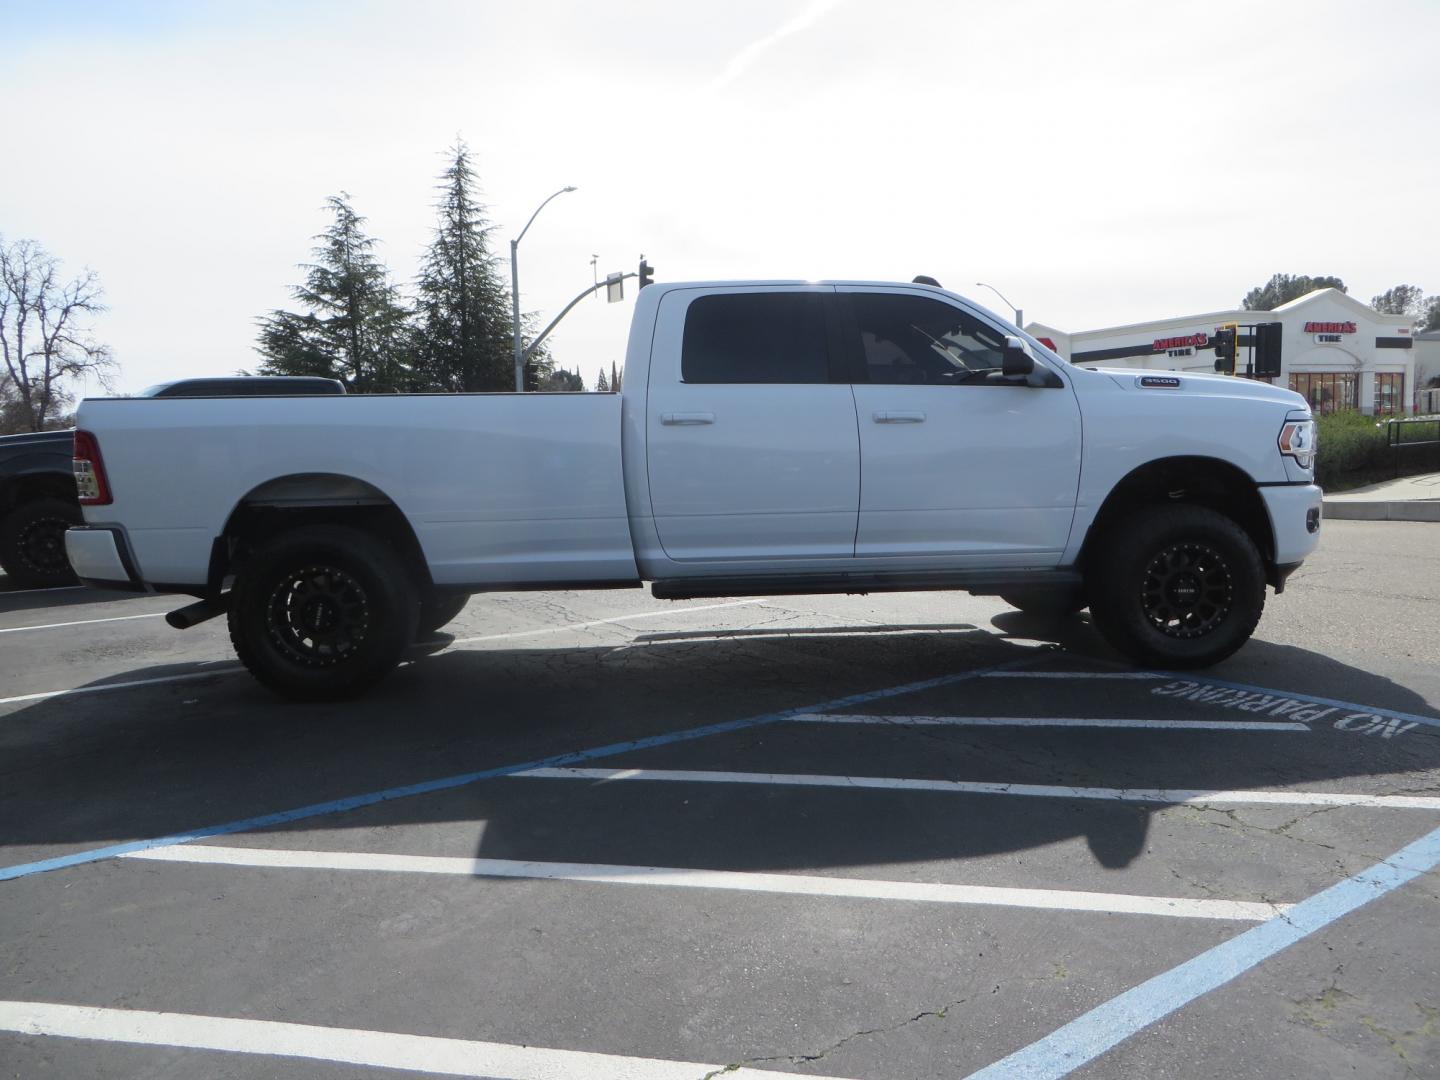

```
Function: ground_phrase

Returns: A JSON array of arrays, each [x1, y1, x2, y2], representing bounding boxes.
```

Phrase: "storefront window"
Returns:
[[1289, 371, 1358, 415], [1374, 372, 1403, 416]]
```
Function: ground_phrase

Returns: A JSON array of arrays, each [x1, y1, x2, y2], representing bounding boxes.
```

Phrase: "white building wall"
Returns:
[[1028, 289, 1416, 415], [1415, 333, 1440, 413]]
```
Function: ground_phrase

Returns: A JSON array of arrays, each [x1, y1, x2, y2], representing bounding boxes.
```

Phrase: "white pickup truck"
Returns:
[[67, 280, 1322, 699]]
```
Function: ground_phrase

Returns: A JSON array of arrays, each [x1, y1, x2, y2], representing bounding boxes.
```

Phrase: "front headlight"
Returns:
[[1278, 419, 1317, 469]]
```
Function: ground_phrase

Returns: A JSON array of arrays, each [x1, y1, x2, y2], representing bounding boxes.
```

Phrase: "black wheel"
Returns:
[[1088, 504, 1265, 669], [0, 497, 81, 587], [227, 525, 418, 701], [999, 587, 1087, 617], [417, 589, 469, 637]]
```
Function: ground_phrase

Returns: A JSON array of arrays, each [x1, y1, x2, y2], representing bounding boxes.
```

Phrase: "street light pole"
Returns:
[[975, 281, 1023, 330], [510, 185, 577, 391]]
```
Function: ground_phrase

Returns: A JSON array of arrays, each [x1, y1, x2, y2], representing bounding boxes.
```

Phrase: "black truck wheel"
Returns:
[[417, 590, 470, 638], [0, 497, 81, 587], [227, 525, 418, 701], [1087, 504, 1265, 669]]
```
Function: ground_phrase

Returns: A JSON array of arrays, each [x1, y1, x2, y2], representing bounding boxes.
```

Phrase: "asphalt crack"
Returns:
[[696, 992, 981, 1079]]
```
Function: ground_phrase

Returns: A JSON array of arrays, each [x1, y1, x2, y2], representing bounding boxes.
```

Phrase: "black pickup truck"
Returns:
[[0, 376, 345, 587], [0, 429, 78, 587]]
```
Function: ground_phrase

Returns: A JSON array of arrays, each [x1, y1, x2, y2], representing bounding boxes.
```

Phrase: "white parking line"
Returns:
[[0, 585, 86, 598], [0, 1000, 835, 1080], [0, 668, 243, 707], [514, 767, 1440, 811], [124, 844, 1283, 920], [799, 714, 1308, 732], [444, 598, 767, 646], [0, 612, 165, 635], [0, 599, 768, 708]]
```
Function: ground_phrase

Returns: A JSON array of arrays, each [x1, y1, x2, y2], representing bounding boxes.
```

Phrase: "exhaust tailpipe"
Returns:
[[165, 596, 228, 630]]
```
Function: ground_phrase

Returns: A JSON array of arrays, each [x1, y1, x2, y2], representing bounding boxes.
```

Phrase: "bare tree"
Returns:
[[0, 237, 114, 432]]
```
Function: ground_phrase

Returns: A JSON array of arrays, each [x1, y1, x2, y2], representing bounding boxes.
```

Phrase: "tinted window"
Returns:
[[681, 293, 829, 384], [849, 293, 1008, 385]]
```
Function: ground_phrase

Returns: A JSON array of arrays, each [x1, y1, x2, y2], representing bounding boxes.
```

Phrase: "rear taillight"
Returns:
[[73, 430, 112, 505]]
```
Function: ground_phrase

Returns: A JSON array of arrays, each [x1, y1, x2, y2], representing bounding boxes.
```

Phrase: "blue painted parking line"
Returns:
[[962, 822, 1440, 1079], [0, 655, 1044, 883]]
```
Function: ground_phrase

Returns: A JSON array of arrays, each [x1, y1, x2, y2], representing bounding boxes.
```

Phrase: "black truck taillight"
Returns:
[[73, 430, 112, 505]]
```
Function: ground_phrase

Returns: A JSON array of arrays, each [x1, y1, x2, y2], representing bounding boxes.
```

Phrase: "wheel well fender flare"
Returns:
[[1079, 456, 1275, 570], [215, 473, 431, 597], [0, 468, 78, 514]]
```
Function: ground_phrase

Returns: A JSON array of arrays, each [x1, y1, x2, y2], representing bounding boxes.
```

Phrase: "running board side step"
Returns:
[[650, 569, 1083, 601]]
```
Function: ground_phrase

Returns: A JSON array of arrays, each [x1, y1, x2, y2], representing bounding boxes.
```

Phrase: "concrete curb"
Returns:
[[1323, 500, 1440, 522]]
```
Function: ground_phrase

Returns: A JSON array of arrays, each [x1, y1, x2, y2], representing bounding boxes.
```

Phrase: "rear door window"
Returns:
[[681, 293, 830, 384]]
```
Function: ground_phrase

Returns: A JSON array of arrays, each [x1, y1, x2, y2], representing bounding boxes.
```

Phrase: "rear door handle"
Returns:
[[660, 412, 715, 425], [873, 410, 926, 424]]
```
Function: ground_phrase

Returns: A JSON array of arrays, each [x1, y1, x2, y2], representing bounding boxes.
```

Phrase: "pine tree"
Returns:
[[596, 367, 609, 392], [255, 194, 411, 392], [412, 141, 534, 392], [1240, 274, 1346, 311], [610, 360, 621, 392], [538, 366, 584, 392]]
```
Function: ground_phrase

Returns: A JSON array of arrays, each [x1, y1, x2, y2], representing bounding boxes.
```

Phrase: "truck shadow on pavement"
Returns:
[[2, 619, 1438, 882], [0, 581, 147, 615]]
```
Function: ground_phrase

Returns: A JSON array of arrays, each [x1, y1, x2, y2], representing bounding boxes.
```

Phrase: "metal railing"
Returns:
[[1386, 415, 1440, 477]]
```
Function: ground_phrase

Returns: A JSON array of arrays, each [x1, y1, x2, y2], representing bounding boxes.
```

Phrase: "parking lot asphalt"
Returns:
[[1, 519, 1437, 1080]]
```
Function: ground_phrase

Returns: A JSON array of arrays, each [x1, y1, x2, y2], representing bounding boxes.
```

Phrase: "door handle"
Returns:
[[873, 410, 926, 423], [660, 411, 715, 425]]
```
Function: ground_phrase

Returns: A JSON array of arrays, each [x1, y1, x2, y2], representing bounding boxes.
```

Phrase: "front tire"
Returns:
[[417, 589, 469, 637], [1087, 504, 1264, 669], [227, 525, 418, 701], [0, 497, 81, 587]]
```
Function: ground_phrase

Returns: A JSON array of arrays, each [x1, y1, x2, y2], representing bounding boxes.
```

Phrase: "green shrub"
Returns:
[[1315, 411, 1387, 488]]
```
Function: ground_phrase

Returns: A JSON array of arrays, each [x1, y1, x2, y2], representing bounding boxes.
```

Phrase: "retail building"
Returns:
[[1029, 288, 1416, 415]]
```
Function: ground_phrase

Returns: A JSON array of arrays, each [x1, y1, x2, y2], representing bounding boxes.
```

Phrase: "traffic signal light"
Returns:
[[1213, 324, 1237, 374], [1254, 322, 1283, 378], [523, 361, 539, 392], [638, 257, 654, 289]]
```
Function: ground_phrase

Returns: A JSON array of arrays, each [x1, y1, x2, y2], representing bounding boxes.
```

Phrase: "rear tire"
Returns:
[[227, 525, 418, 701], [1087, 504, 1265, 669], [0, 497, 81, 587]]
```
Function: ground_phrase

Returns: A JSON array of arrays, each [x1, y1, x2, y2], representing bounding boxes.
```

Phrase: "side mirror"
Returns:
[[1002, 335, 1036, 377]]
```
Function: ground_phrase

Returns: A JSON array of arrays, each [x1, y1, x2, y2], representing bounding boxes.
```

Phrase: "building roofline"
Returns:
[[1050, 287, 1412, 339]]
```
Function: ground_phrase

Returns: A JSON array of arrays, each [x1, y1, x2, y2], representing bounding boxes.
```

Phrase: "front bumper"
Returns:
[[65, 526, 145, 592], [1260, 482, 1323, 569]]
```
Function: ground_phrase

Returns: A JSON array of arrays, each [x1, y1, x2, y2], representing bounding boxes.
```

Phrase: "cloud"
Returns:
[[708, 0, 844, 92]]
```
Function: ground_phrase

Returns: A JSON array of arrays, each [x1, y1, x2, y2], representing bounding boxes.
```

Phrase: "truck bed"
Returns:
[[75, 392, 639, 588]]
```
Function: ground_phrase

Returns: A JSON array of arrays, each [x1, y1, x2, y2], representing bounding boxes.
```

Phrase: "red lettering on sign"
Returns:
[[1303, 321, 1356, 334], [1153, 333, 1210, 351]]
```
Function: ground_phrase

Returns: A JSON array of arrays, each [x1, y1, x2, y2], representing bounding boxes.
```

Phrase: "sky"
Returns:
[[3, 0, 1438, 395]]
